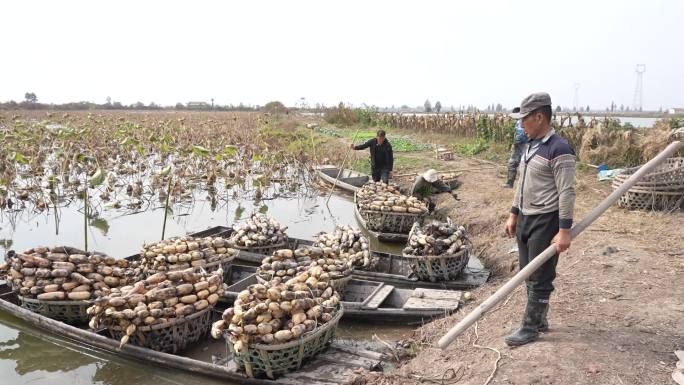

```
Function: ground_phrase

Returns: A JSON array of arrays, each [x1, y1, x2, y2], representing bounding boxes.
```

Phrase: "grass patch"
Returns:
[[346, 131, 431, 152], [455, 138, 489, 156], [350, 155, 423, 175]]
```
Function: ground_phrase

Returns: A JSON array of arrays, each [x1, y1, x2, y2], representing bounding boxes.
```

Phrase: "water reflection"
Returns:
[[0, 330, 98, 375], [0, 311, 231, 385]]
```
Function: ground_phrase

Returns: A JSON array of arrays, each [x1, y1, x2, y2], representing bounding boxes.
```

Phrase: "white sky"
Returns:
[[1, 0, 682, 110]]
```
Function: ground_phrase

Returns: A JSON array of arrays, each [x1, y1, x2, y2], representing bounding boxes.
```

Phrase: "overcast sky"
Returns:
[[1, 0, 682, 110]]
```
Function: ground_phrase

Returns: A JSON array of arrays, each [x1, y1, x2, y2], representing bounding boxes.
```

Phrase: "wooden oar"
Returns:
[[326, 128, 361, 204], [437, 140, 683, 350]]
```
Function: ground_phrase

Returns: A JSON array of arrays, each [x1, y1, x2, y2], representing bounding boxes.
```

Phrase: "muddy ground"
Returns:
[[334, 135, 683, 385]]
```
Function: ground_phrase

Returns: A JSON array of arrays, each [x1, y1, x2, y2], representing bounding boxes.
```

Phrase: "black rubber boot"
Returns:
[[538, 306, 549, 332], [505, 300, 547, 346], [501, 169, 517, 188]]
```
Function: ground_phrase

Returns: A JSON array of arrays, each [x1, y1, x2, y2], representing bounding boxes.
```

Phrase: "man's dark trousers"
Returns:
[[516, 211, 559, 302], [371, 168, 390, 184]]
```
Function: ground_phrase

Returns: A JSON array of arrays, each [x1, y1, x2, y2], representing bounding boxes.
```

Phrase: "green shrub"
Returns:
[[455, 139, 489, 156]]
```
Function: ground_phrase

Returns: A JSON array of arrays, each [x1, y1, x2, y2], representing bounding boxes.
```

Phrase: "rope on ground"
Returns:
[[372, 334, 400, 362], [472, 322, 501, 385], [405, 366, 465, 384]]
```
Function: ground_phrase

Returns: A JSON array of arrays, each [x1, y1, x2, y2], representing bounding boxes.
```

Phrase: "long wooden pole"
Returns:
[[161, 176, 172, 240], [437, 140, 683, 350], [326, 128, 361, 204]]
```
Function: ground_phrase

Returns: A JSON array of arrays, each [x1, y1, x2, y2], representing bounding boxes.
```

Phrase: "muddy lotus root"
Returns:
[[211, 268, 341, 351], [5, 246, 142, 301], [257, 247, 353, 283], [403, 220, 470, 256], [312, 225, 372, 268], [356, 181, 428, 214], [87, 268, 224, 349], [227, 213, 288, 248], [140, 236, 236, 274]]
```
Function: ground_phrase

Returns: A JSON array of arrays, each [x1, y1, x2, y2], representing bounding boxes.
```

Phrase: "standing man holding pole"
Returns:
[[504, 92, 576, 346], [502, 107, 529, 188], [350, 129, 394, 184]]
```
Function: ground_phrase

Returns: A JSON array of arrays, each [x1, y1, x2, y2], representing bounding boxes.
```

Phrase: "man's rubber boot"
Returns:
[[538, 305, 549, 332], [501, 169, 517, 188], [504, 300, 547, 346]]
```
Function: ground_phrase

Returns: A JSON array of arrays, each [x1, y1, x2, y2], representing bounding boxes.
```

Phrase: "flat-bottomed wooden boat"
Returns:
[[0, 279, 387, 384], [223, 274, 461, 325], [315, 165, 369, 193]]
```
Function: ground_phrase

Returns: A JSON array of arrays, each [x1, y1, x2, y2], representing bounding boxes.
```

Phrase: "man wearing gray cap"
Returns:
[[504, 92, 576, 346]]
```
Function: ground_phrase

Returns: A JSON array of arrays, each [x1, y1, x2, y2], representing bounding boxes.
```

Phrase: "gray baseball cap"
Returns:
[[510, 92, 552, 119]]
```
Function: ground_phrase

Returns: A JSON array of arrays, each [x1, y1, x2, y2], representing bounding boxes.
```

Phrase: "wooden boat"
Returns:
[[315, 165, 369, 193], [128, 226, 488, 291], [0, 282, 387, 384], [223, 274, 461, 325], [233, 232, 489, 291]]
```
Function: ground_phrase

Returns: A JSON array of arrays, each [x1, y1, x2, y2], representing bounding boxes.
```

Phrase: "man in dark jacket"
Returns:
[[350, 130, 394, 183]]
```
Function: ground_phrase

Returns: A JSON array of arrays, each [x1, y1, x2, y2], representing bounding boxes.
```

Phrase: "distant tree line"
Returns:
[[0, 92, 264, 111]]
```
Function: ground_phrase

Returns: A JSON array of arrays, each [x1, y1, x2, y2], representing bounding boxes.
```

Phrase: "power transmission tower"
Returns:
[[633, 64, 645, 111], [573, 83, 580, 111]]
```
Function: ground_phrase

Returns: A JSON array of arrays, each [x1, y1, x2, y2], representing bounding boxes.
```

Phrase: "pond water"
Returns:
[[0, 181, 413, 385], [554, 115, 660, 128]]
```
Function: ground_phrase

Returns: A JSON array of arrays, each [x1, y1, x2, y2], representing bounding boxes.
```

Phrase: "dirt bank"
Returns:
[[349, 147, 683, 385]]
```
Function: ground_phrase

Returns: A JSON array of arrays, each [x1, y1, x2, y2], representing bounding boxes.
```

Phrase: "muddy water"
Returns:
[[0, 186, 412, 384]]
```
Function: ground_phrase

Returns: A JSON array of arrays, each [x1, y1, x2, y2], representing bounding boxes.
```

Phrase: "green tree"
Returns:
[[424, 99, 432, 113], [24, 92, 37, 103], [555, 105, 561, 112], [263, 101, 287, 114], [434, 101, 442, 113]]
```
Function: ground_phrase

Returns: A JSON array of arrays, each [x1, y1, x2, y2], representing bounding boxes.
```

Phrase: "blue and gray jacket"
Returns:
[[514, 120, 528, 144], [511, 129, 576, 229]]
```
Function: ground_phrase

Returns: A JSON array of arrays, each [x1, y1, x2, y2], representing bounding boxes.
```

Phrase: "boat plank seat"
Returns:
[[402, 288, 462, 311], [341, 176, 369, 186], [413, 288, 463, 301], [362, 284, 394, 310]]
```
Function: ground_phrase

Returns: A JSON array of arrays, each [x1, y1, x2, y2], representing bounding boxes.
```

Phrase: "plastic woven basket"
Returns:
[[404, 244, 472, 282], [227, 305, 343, 379], [17, 295, 92, 324], [108, 305, 213, 354]]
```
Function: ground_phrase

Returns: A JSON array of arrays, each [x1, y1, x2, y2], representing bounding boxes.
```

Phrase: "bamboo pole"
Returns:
[[83, 185, 88, 252], [437, 141, 683, 350], [326, 128, 361, 204], [161, 176, 173, 240]]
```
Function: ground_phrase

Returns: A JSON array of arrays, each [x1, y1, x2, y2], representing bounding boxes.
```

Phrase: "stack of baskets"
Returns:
[[612, 157, 684, 211]]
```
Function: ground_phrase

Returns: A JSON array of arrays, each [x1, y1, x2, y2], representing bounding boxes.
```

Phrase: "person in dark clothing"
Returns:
[[350, 130, 394, 183], [502, 107, 529, 188]]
